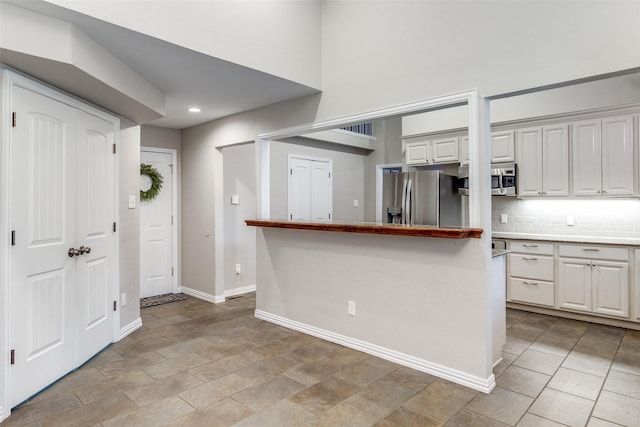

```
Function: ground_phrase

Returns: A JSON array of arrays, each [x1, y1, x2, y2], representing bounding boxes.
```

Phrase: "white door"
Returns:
[[542, 124, 569, 196], [9, 86, 116, 407], [572, 119, 602, 196], [140, 150, 174, 298], [602, 115, 634, 196], [310, 160, 332, 221], [558, 258, 592, 313], [516, 127, 543, 197], [288, 156, 332, 221]]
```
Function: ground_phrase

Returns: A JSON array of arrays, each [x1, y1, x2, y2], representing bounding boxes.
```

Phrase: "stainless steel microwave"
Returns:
[[458, 162, 517, 196]]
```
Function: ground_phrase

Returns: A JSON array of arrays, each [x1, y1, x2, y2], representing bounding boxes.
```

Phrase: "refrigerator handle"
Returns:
[[401, 177, 408, 225], [405, 178, 412, 225]]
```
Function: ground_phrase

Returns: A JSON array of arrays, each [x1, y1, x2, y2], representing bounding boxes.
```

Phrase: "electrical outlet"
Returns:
[[348, 300, 356, 316], [121, 293, 127, 307], [128, 195, 136, 209], [353, 199, 359, 207], [235, 263, 241, 275], [500, 213, 508, 224]]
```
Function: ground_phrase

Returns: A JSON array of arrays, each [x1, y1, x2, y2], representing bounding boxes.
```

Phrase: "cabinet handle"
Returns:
[[523, 244, 538, 248], [523, 257, 538, 261], [523, 281, 539, 286], [582, 248, 599, 252]]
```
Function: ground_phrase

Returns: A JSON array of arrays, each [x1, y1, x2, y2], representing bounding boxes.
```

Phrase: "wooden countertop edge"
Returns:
[[245, 220, 483, 239]]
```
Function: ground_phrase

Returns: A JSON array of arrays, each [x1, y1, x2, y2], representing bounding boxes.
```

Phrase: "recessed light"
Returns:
[[187, 107, 201, 113]]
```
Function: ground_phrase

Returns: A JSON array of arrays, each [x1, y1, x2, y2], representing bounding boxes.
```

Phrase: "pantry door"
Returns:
[[140, 149, 175, 298], [9, 85, 116, 408]]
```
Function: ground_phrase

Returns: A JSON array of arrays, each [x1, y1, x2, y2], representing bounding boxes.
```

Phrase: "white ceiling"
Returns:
[[4, 1, 320, 130]]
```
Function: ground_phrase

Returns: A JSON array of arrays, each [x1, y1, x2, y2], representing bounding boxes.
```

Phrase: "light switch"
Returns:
[[567, 215, 574, 226], [353, 199, 359, 207], [500, 213, 508, 224], [128, 195, 136, 209], [231, 195, 240, 205]]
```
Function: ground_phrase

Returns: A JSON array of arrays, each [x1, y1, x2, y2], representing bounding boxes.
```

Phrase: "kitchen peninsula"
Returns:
[[248, 219, 504, 393]]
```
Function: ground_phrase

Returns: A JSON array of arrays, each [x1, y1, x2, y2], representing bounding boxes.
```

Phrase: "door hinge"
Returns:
[[12, 112, 16, 127], [290, 168, 292, 175], [112, 144, 116, 154], [11, 230, 15, 246], [329, 172, 331, 178], [329, 213, 331, 219], [290, 214, 293, 220], [113, 222, 117, 232], [113, 301, 117, 311], [10, 349, 15, 365], [171, 267, 174, 277], [171, 216, 174, 225]]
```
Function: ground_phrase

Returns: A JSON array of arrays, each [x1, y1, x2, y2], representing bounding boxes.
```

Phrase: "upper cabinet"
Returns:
[[516, 124, 569, 197], [405, 136, 459, 166], [459, 130, 515, 166], [572, 115, 635, 197]]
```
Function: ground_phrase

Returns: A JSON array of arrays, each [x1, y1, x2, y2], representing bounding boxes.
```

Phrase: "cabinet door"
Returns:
[[572, 119, 602, 196], [431, 136, 459, 164], [602, 115, 635, 196], [542, 124, 569, 196], [635, 249, 640, 322], [491, 131, 515, 163], [558, 257, 592, 312], [592, 260, 629, 318], [516, 127, 543, 196], [405, 141, 429, 165]]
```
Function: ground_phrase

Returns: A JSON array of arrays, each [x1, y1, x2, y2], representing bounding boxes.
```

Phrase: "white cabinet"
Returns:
[[572, 115, 635, 197], [460, 130, 515, 166], [558, 244, 629, 318], [405, 136, 459, 166], [508, 241, 555, 307], [635, 249, 640, 322], [516, 124, 569, 197]]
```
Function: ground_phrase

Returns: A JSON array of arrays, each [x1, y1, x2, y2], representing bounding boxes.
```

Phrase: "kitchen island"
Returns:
[[247, 220, 503, 393]]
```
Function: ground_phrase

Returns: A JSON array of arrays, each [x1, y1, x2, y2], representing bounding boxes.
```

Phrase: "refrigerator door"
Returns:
[[411, 171, 440, 226], [438, 173, 462, 227], [381, 172, 405, 224]]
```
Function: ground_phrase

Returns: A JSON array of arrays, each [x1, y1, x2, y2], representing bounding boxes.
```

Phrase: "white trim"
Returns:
[[375, 163, 402, 223], [213, 148, 225, 298], [255, 309, 496, 394], [119, 317, 143, 340], [140, 146, 179, 295], [181, 286, 225, 304], [224, 285, 256, 298]]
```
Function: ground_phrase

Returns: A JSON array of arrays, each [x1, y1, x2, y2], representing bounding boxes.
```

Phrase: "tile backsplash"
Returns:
[[492, 197, 640, 241]]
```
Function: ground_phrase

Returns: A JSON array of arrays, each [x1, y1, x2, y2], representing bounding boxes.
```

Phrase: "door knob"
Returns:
[[68, 246, 91, 257]]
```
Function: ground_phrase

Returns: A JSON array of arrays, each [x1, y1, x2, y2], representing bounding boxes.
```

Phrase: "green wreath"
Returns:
[[140, 163, 164, 202]]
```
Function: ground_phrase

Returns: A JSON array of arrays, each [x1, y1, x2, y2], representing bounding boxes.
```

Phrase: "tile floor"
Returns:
[[4, 293, 640, 426]]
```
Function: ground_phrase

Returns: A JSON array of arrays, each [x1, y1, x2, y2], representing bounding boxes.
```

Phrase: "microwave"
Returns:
[[458, 162, 517, 196]]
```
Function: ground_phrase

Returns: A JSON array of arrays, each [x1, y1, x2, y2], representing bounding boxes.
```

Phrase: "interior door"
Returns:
[[140, 150, 174, 298], [310, 160, 332, 221], [288, 157, 311, 221], [9, 86, 116, 407]]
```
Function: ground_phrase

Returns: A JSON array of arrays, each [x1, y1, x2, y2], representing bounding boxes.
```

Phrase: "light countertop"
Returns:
[[492, 232, 640, 247]]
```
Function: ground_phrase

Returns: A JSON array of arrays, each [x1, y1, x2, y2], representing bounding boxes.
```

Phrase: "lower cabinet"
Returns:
[[507, 240, 634, 322]]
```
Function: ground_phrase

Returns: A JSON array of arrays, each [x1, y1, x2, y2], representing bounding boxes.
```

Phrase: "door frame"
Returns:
[[0, 68, 120, 419], [140, 146, 179, 295]]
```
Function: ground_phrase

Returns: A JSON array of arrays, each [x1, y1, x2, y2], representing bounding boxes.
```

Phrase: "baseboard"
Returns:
[[254, 309, 495, 394], [181, 286, 225, 304], [119, 317, 143, 340], [224, 285, 256, 298]]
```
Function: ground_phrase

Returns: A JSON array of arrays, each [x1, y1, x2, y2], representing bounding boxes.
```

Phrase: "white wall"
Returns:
[[222, 143, 257, 292], [319, 1, 640, 121], [118, 126, 142, 330], [44, 0, 323, 89]]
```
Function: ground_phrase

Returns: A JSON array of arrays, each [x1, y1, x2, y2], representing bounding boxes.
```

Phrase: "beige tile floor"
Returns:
[[4, 293, 640, 426]]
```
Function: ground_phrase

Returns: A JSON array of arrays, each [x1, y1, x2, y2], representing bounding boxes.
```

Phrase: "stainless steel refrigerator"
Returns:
[[381, 171, 461, 227]]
